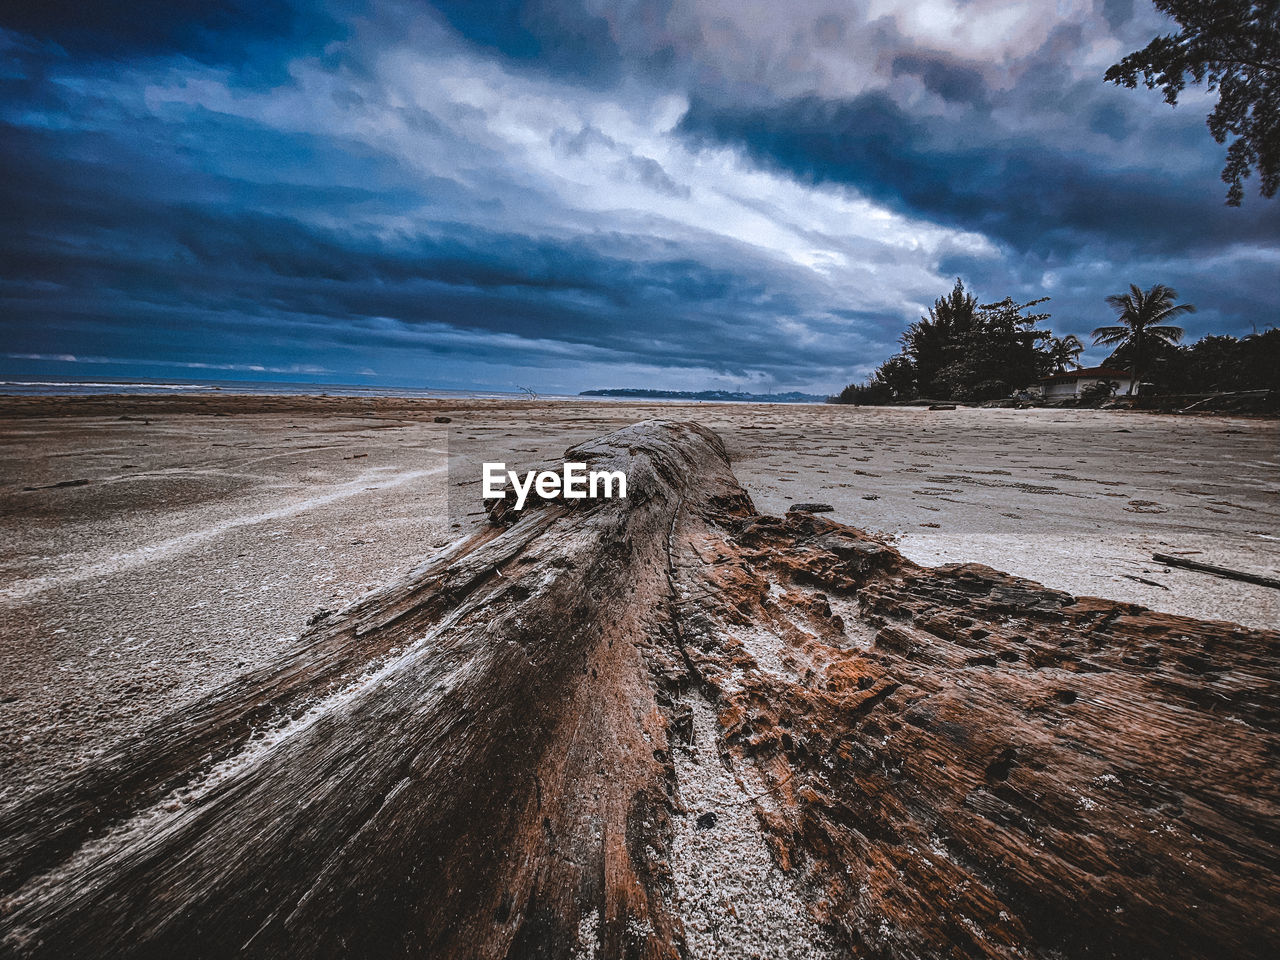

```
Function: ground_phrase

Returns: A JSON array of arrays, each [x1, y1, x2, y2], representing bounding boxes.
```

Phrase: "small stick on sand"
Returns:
[[1152, 553, 1280, 590]]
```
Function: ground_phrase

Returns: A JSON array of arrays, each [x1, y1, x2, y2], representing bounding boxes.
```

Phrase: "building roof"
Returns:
[[1038, 366, 1131, 383]]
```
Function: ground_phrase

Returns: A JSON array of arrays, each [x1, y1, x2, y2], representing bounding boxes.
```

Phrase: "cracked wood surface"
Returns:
[[1, 420, 1277, 959]]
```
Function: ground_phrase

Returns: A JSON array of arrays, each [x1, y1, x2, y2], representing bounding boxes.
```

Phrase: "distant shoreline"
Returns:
[[0, 377, 547, 401], [580, 388, 827, 403], [0, 392, 831, 420], [0, 378, 831, 405]]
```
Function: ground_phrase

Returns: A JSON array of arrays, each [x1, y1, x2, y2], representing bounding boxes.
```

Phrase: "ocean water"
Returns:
[[0, 378, 572, 401], [0, 378, 804, 403]]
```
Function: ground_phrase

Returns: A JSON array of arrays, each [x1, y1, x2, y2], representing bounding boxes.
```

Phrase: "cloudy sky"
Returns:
[[2, 0, 1276, 394]]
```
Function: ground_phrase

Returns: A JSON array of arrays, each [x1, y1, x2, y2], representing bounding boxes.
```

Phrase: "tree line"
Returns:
[[833, 278, 1278, 405], [834, 1, 1280, 406]]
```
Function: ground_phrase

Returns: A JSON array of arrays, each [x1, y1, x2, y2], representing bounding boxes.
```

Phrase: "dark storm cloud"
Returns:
[[418, 0, 1278, 300], [889, 53, 987, 106], [425, 0, 626, 84], [677, 92, 1279, 261], [1100, 0, 1137, 31], [1, 0, 1277, 392], [0, 108, 843, 386], [1088, 102, 1133, 141], [2, 0, 301, 61]]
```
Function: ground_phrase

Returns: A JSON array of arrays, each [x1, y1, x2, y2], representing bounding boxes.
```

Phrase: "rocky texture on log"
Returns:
[[1, 420, 1277, 959]]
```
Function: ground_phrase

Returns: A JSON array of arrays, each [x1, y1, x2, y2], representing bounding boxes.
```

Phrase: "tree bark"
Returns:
[[1130, 330, 1143, 396], [1, 420, 1276, 959]]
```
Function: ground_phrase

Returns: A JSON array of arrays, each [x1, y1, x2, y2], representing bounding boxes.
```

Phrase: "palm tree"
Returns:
[[1047, 334, 1084, 373], [1092, 284, 1195, 395]]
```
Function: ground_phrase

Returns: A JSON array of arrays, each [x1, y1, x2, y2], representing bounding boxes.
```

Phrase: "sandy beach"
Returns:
[[8, 0, 1280, 951], [1, 395, 1276, 806]]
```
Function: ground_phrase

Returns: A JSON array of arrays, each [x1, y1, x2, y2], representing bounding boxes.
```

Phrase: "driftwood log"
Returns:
[[1, 420, 1277, 959], [1152, 552, 1280, 590]]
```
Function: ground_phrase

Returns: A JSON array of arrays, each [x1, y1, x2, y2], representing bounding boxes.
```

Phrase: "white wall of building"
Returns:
[[1036, 373, 1134, 398]]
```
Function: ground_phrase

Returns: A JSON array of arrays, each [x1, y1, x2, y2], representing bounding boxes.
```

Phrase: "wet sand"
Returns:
[[1, 395, 1276, 805]]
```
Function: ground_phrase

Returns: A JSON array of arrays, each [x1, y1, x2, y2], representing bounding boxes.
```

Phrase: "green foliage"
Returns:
[[834, 355, 913, 405], [1107, 327, 1280, 393], [1179, 334, 1245, 389], [941, 295, 1053, 402], [1092, 283, 1195, 393], [833, 380, 894, 404], [1105, 1, 1280, 204], [873, 355, 918, 399], [898, 281, 1053, 402], [899, 278, 979, 396], [836, 276, 1274, 407], [1238, 327, 1280, 389], [834, 279, 1057, 404], [1047, 334, 1084, 372], [1079, 379, 1119, 405]]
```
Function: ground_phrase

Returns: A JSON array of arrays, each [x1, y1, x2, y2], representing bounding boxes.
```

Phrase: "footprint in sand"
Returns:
[[1125, 500, 1170, 514]]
